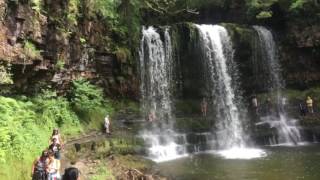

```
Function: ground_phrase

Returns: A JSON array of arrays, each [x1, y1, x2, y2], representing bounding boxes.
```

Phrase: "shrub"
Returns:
[[256, 10, 273, 19], [70, 79, 105, 112], [33, 90, 83, 136], [55, 58, 65, 71], [69, 79, 114, 128], [0, 64, 13, 85], [30, 0, 43, 14], [0, 90, 84, 179], [67, 0, 80, 26], [24, 40, 42, 60], [289, 0, 307, 11]]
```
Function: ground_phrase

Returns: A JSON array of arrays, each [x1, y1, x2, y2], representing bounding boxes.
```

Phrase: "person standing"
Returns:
[[251, 95, 258, 115], [265, 97, 272, 115], [148, 110, 156, 122], [104, 115, 111, 134], [31, 150, 49, 180], [62, 167, 80, 180], [47, 150, 61, 180], [201, 97, 208, 117], [48, 138, 62, 160], [299, 101, 306, 116], [50, 128, 63, 148], [306, 96, 314, 114], [280, 97, 287, 113]]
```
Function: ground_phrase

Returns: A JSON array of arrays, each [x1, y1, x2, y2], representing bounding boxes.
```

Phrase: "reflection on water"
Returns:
[[156, 145, 320, 180]]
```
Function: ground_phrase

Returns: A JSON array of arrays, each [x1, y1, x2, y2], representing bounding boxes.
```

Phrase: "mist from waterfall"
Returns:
[[139, 26, 187, 162], [253, 26, 302, 145]]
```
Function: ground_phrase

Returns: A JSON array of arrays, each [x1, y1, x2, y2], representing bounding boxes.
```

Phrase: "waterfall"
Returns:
[[139, 26, 186, 162], [253, 26, 302, 145], [196, 25, 247, 149]]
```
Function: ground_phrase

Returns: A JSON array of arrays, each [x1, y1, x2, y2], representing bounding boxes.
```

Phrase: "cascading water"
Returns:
[[139, 26, 187, 162], [253, 26, 302, 145], [196, 24, 265, 159], [196, 25, 246, 148]]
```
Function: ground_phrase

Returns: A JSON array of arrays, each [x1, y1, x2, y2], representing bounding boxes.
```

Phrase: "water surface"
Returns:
[[155, 145, 320, 180]]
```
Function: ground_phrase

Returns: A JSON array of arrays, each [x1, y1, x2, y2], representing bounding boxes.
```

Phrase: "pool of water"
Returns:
[[154, 145, 320, 180]]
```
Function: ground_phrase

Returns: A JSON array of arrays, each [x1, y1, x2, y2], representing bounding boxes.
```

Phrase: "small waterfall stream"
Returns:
[[253, 26, 302, 145], [139, 26, 187, 162]]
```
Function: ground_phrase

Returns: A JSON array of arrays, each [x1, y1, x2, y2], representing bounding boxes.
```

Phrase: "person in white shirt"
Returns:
[[104, 115, 111, 134], [47, 150, 61, 180]]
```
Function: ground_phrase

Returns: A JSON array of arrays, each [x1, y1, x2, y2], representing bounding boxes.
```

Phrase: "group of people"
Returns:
[[31, 129, 80, 180], [300, 96, 314, 116], [251, 95, 315, 117]]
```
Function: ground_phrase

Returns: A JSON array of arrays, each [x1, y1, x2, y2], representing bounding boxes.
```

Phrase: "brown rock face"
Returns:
[[0, 1, 138, 97]]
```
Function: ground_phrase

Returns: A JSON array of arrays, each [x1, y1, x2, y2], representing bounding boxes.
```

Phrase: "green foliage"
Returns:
[[30, 0, 43, 14], [55, 58, 65, 71], [67, 0, 80, 26], [256, 10, 273, 19], [289, 0, 307, 11], [114, 99, 140, 114], [245, 0, 279, 20], [116, 0, 142, 47], [33, 90, 83, 136], [0, 90, 84, 179], [0, 64, 13, 85], [115, 47, 131, 63], [70, 79, 106, 112], [90, 166, 115, 180], [92, 0, 120, 23], [184, 0, 225, 9], [80, 37, 86, 44], [70, 79, 114, 128], [284, 87, 320, 103], [23, 40, 42, 60]]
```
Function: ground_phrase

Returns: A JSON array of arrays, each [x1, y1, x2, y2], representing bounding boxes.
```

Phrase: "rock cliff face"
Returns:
[[0, 0, 319, 99], [0, 0, 139, 97]]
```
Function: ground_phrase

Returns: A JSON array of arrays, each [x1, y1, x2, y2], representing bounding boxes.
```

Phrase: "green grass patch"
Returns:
[[90, 165, 115, 180]]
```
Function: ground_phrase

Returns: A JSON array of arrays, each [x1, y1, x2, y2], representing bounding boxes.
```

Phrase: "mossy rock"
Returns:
[[175, 117, 212, 133]]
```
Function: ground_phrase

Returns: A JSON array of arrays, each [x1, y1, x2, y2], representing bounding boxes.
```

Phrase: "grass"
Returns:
[[90, 165, 115, 180]]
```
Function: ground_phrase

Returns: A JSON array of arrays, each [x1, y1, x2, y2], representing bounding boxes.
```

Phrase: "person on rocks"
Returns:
[[31, 150, 49, 180], [104, 115, 111, 134], [49, 138, 62, 160], [62, 167, 80, 180], [299, 101, 307, 116], [251, 95, 258, 115], [50, 128, 63, 148], [47, 150, 61, 180], [265, 97, 272, 115], [306, 96, 314, 114], [280, 97, 287, 113], [201, 97, 208, 117], [148, 110, 156, 122]]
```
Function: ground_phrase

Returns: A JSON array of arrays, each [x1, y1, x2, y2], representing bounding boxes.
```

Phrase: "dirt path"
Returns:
[[60, 131, 110, 179]]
